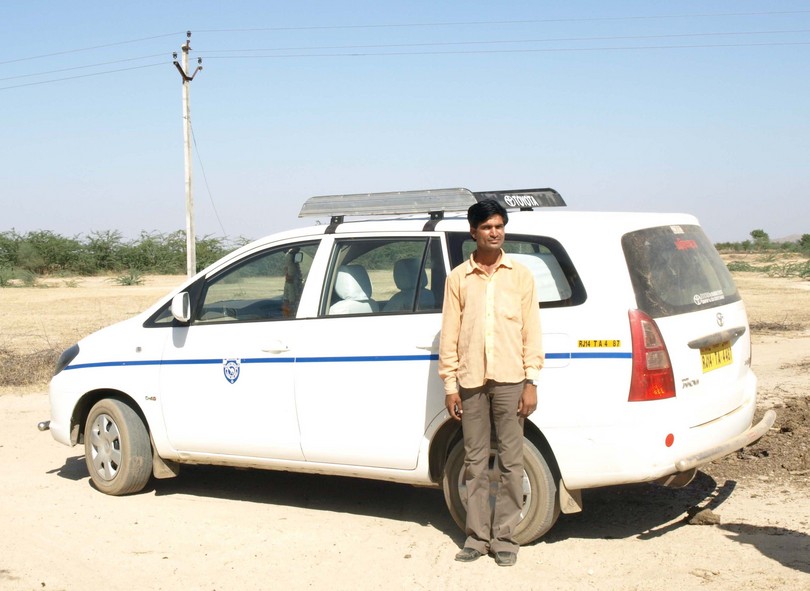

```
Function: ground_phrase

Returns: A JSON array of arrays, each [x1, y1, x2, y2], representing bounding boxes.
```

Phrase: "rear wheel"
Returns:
[[84, 398, 153, 495], [442, 437, 560, 545]]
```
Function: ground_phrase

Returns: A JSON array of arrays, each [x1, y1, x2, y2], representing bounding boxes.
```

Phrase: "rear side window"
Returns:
[[447, 233, 585, 308], [622, 225, 739, 317], [322, 237, 445, 316]]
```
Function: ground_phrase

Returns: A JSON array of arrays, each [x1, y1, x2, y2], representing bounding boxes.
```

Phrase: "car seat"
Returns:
[[385, 257, 435, 312], [329, 264, 379, 315]]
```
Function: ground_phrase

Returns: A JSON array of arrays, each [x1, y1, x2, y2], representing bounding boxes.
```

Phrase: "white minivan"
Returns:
[[43, 188, 774, 543]]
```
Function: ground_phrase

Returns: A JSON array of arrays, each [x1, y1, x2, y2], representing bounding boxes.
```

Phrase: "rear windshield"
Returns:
[[622, 225, 739, 317]]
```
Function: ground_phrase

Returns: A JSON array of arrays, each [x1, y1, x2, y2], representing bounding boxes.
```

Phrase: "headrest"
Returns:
[[393, 258, 427, 291], [335, 264, 373, 300]]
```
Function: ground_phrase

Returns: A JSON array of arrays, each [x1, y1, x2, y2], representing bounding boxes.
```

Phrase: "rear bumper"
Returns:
[[674, 409, 776, 472], [548, 382, 767, 489]]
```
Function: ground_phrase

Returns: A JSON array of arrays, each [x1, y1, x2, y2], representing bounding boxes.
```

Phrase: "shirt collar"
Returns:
[[465, 249, 513, 275]]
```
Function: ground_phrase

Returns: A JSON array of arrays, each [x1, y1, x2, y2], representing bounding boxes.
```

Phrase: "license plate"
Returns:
[[700, 341, 733, 373]]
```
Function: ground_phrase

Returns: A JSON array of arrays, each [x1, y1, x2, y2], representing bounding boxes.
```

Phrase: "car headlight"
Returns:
[[54, 344, 80, 376]]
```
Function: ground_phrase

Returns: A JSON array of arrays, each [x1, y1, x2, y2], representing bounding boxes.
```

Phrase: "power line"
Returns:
[[3, 19, 808, 91], [197, 28, 810, 55], [0, 32, 183, 66], [194, 10, 810, 33], [4, 27, 805, 84], [0, 54, 167, 82], [0, 62, 165, 91], [189, 119, 227, 238], [200, 40, 810, 60], [4, 9, 808, 66], [3, 37, 807, 91]]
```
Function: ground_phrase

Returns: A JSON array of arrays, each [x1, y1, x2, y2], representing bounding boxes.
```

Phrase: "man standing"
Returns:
[[439, 199, 544, 567]]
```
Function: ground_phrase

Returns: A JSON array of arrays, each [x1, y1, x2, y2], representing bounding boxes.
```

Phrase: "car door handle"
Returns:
[[262, 341, 290, 353]]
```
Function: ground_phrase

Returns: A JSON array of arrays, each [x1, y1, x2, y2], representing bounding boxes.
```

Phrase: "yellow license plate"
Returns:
[[700, 341, 733, 373]]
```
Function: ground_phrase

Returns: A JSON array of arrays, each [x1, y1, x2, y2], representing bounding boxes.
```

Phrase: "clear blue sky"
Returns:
[[2, 1, 808, 243]]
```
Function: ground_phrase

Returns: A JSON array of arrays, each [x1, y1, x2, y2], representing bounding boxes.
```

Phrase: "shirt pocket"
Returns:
[[498, 291, 523, 323]]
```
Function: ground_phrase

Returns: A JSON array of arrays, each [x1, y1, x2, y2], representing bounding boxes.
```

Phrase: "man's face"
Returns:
[[471, 214, 505, 254]]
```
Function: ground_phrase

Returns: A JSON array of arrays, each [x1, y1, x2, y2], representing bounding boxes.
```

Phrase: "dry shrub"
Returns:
[[0, 347, 60, 387], [749, 319, 804, 332]]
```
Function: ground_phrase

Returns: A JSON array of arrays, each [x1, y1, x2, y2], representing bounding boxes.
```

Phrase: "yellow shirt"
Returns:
[[439, 251, 544, 394]]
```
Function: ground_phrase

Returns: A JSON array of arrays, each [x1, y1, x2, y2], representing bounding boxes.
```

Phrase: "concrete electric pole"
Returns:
[[173, 32, 203, 278]]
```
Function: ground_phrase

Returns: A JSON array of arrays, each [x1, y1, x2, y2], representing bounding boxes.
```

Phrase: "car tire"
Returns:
[[84, 398, 153, 496], [442, 437, 561, 545]]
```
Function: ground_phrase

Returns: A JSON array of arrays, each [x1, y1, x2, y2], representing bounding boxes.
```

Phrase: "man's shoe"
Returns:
[[493, 551, 517, 567], [454, 547, 483, 562]]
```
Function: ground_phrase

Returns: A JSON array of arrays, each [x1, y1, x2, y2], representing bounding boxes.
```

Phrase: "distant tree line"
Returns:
[[715, 229, 810, 253], [0, 229, 249, 282], [2, 227, 807, 286]]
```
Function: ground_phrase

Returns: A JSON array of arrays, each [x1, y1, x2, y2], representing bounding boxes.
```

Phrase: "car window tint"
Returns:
[[450, 233, 584, 308], [323, 237, 444, 316], [622, 225, 740, 317], [195, 242, 319, 323]]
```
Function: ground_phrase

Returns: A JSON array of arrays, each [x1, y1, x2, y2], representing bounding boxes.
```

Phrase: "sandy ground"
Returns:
[[1, 386, 808, 591], [1, 273, 808, 590]]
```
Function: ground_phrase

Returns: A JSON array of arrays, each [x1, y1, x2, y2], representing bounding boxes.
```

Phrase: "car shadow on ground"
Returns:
[[158, 463, 460, 538], [51, 456, 785, 555], [541, 471, 730, 544], [52, 454, 462, 541]]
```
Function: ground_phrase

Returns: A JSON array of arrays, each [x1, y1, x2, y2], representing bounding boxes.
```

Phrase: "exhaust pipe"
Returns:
[[37, 420, 50, 432]]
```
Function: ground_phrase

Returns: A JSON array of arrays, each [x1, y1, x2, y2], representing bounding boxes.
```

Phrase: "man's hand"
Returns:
[[518, 383, 537, 418], [445, 392, 463, 421]]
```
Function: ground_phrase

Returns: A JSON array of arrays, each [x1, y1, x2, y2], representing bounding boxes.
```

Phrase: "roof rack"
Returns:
[[299, 187, 565, 225]]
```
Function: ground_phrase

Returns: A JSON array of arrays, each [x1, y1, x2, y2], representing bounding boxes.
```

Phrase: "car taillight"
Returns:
[[628, 309, 676, 402]]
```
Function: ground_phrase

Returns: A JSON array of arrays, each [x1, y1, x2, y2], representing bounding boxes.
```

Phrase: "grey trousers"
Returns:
[[459, 380, 525, 554]]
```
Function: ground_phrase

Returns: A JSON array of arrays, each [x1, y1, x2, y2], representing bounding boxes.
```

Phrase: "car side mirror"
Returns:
[[171, 292, 192, 323]]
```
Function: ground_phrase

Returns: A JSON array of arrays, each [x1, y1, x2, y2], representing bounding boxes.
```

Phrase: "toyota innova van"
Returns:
[[43, 188, 774, 543]]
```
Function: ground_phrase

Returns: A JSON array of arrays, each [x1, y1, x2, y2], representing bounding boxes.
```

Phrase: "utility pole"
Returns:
[[173, 31, 202, 278]]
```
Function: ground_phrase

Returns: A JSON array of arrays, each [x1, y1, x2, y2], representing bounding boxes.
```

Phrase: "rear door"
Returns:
[[622, 225, 751, 425]]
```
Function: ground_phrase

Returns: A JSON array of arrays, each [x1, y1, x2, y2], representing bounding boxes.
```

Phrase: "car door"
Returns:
[[158, 240, 321, 460], [294, 235, 447, 470]]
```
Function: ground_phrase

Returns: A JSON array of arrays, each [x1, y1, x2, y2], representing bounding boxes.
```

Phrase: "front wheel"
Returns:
[[84, 398, 153, 495], [442, 437, 560, 545]]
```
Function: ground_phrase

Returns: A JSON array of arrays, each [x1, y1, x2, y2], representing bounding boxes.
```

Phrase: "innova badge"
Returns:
[[223, 359, 241, 384]]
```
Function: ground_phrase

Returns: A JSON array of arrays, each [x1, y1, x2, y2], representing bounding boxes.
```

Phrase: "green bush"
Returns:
[[112, 270, 145, 286], [0, 229, 242, 278], [726, 261, 755, 272], [766, 261, 810, 278], [0, 266, 14, 287], [0, 266, 36, 287]]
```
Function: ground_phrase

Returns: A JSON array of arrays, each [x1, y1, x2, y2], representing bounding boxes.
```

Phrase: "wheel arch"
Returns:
[[427, 418, 562, 486], [70, 389, 149, 445], [428, 419, 463, 483], [523, 421, 562, 483]]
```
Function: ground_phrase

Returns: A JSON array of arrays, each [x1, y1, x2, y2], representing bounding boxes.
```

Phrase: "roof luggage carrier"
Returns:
[[299, 187, 565, 232]]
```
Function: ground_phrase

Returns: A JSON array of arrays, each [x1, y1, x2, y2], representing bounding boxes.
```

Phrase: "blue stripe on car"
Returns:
[[64, 351, 631, 371]]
